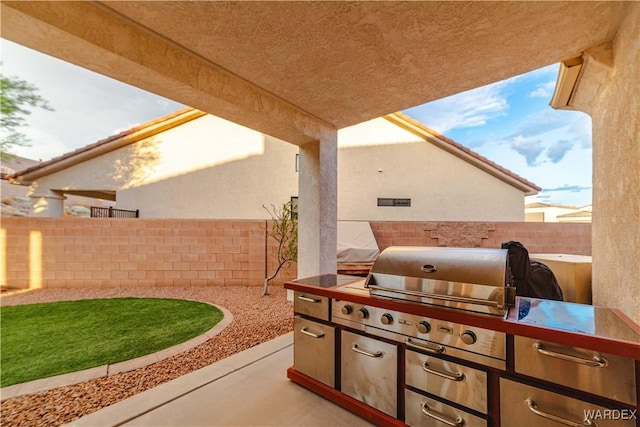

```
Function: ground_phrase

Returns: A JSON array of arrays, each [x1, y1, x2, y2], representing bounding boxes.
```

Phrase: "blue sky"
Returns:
[[2, 39, 591, 207], [403, 66, 592, 207]]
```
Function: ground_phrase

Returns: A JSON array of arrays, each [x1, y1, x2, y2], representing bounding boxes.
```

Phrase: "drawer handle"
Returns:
[[351, 344, 383, 358], [420, 403, 465, 427], [526, 399, 598, 427], [406, 338, 445, 354], [300, 327, 325, 339], [533, 343, 608, 368], [297, 295, 321, 303], [422, 362, 465, 382]]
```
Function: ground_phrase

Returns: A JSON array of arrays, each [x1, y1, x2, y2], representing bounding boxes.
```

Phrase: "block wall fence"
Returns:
[[0, 218, 591, 290]]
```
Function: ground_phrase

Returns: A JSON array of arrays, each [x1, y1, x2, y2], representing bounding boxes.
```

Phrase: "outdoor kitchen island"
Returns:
[[285, 274, 640, 427]]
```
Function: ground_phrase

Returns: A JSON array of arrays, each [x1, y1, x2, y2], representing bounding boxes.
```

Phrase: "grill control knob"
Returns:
[[357, 308, 369, 319], [380, 313, 393, 325], [460, 330, 477, 345], [416, 321, 431, 334], [341, 305, 353, 315]]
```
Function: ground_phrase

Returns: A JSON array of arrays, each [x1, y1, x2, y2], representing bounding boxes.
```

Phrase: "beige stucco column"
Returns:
[[30, 190, 65, 217], [570, 3, 640, 323], [297, 131, 338, 278]]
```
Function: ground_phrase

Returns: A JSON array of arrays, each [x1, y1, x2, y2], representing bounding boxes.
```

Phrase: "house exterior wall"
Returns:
[[1, 218, 590, 290], [338, 119, 525, 221], [27, 115, 301, 219], [26, 116, 531, 222], [524, 205, 581, 223]]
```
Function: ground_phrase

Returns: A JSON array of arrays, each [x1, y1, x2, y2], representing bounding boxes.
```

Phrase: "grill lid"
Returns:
[[365, 246, 514, 316], [367, 246, 508, 287]]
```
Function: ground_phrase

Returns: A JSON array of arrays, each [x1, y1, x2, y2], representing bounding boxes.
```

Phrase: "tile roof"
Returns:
[[8, 107, 201, 182], [1, 155, 40, 179], [8, 107, 539, 195]]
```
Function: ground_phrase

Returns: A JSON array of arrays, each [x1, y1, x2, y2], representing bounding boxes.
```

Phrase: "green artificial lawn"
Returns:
[[0, 298, 223, 387]]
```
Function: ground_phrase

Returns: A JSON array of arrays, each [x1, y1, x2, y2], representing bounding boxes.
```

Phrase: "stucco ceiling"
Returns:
[[1, 1, 626, 141], [99, 1, 624, 126]]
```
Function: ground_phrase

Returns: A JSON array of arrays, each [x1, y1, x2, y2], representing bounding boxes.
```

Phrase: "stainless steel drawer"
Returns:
[[514, 336, 636, 405], [405, 389, 487, 427], [406, 349, 488, 414], [341, 330, 398, 417], [293, 291, 329, 321], [294, 317, 335, 387], [500, 378, 637, 427]]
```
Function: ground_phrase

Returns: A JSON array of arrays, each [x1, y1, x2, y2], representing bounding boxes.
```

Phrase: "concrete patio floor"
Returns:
[[66, 332, 374, 427]]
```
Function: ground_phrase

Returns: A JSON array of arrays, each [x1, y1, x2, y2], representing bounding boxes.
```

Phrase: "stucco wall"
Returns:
[[338, 119, 525, 221], [576, 4, 640, 324], [2, 218, 590, 291], [28, 116, 531, 222], [28, 115, 300, 219]]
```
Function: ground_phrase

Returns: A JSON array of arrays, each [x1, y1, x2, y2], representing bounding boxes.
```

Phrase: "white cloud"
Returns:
[[546, 139, 574, 163], [529, 81, 556, 98], [405, 81, 510, 134], [568, 114, 592, 148], [508, 135, 545, 166], [512, 109, 571, 138]]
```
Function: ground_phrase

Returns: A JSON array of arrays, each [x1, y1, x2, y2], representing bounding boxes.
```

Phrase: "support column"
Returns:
[[30, 191, 65, 217], [569, 3, 640, 324], [297, 131, 338, 278]]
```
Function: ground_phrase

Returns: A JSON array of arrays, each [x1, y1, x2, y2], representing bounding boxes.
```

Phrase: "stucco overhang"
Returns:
[[0, 1, 627, 144]]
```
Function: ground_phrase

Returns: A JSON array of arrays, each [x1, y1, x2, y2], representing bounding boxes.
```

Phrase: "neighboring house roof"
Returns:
[[1, 155, 41, 179], [556, 209, 592, 223], [557, 210, 592, 219], [525, 202, 578, 209], [8, 107, 205, 184], [8, 108, 539, 195]]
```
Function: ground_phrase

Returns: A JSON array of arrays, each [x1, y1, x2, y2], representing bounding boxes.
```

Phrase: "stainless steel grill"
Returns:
[[364, 246, 515, 316]]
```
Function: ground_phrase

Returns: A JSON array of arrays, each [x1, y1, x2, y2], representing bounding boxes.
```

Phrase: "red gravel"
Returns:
[[0, 285, 293, 427]]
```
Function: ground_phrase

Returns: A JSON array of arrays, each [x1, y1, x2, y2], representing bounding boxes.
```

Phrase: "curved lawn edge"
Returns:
[[0, 303, 233, 400]]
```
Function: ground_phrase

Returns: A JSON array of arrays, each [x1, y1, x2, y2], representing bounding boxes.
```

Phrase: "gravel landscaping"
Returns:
[[0, 285, 293, 427]]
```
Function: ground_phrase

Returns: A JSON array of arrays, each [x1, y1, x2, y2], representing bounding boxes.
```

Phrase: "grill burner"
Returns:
[[365, 246, 515, 316]]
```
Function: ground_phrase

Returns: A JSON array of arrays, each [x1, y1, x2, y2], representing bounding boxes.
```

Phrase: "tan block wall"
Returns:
[[1, 218, 590, 290], [1, 218, 297, 290], [370, 221, 591, 255]]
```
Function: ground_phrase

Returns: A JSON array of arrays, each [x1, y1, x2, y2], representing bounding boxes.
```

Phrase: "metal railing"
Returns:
[[90, 207, 139, 218]]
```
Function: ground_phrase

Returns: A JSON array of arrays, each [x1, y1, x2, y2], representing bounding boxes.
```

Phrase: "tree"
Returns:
[[1, 65, 53, 159], [262, 201, 297, 296]]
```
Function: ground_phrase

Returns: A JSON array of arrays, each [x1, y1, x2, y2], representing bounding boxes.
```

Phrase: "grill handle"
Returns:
[[367, 284, 500, 307]]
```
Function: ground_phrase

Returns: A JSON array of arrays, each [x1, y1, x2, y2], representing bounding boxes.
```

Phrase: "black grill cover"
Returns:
[[501, 241, 564, 301]]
